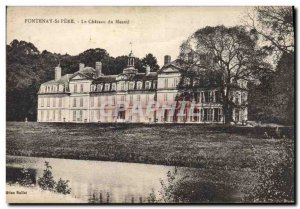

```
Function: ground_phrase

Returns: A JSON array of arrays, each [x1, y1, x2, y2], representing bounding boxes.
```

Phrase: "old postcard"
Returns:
[[6, 6, 295, 204]]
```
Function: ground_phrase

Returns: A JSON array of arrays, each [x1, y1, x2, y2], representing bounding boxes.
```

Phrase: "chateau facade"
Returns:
[[37, 52, 248, 123]]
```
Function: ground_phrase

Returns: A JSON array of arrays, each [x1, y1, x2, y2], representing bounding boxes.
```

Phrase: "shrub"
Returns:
[[55, 178, 71, 194], [37, 161, 56, 191], [37, 161, 72, 195], [17, 168, 34, 187]]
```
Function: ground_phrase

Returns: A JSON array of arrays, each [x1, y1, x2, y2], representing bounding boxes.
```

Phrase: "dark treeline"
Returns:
[[6, 39, 160, 121]]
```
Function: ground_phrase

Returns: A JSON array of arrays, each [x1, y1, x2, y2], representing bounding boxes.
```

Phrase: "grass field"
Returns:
[[6, 122, 293, 170], [6, 122, 294, 202]]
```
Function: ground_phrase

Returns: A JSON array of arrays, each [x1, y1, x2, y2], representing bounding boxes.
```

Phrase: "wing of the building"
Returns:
[[37, 52, 248, 124]]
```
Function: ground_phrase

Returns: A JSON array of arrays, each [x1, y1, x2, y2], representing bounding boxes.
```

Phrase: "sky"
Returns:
[[7, 6, 249, 66]]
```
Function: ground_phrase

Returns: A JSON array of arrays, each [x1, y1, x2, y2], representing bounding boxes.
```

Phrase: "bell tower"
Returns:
[[127, 42, 135, 67], [123, 42, 138, 74]]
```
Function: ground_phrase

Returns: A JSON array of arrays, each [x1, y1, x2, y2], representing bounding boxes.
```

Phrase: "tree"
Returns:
[[141, 53, 160, 72], [179, 25, 269, 124], [245, 7, 295, 125], [246, 7, 294, 58]]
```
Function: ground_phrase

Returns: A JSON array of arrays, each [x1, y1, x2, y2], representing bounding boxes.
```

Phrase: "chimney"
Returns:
[[55, 64, 61, 81], [145, 65, 150, 75], [95, 61, 102, 77], [164, 55, 171, 65], [79, 63, 85, 71]]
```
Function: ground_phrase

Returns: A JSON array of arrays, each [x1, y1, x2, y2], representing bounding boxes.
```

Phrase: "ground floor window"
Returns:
[[41, 111, 44, 122], [78, 110, 83, 121], [58, 110, 61, 121], [53, 110, 56, 121], [73, 110, 76, 121], [201, 108, 222, 122]]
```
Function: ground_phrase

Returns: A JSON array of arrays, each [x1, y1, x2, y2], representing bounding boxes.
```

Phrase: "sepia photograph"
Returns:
[[5, 6, 295, 204]]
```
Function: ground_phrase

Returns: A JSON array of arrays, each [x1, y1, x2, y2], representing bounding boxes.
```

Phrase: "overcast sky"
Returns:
[[7, 6, 248, 66]]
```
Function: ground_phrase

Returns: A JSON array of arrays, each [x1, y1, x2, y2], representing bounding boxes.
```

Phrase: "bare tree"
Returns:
[[246, 6, 294, 56], [178, 25, 270, 124]]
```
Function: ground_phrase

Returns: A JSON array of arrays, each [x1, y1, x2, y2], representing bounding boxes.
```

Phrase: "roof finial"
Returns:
[[129, 42, 134, 56]]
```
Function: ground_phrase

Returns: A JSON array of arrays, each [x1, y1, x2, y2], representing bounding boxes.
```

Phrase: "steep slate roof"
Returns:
[[131, 72, 157, 81], [93, 75, 118, 83], [159, 59, 185, 72], [42, 74, 72, 85]]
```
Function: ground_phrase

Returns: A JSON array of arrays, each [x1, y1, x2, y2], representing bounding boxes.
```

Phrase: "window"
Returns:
[[47, 98, 50, 107], [111, 84, 116, 91], [145, 82, 150, 89], [53, 97, 56, 107], [46, 110, 49, 121], [130, 95, 133, 105], [41, 111, 44, 122], [174, 79, 179, 88], [146, 95, 149, 103], [80, 84, 84, 92], [164, 79, 168, 88], [137, 82, 142, 90], [121, 95, 125, 101], [41, 98, 44, 107], [235, 92, 240, 104], [215, 91, 220, 103], [97, 84, 102, 91], [153, 81, 157, 89], [208, 109, 213, 121], [164, 94, 168, 102], [129, 82, 134, 90], [91, 85, 96, 92], [121, 83, 125, 90], [241, 92, 247, 104], [97, 110, 100, 121], [59, 98, 62, 107], [105, 84, 110, 91], [73, 110, 76, 121], [58, 110, 61, 121], [91, 97, 94, 107], [235, 109, 240, 121], [209, 91, 213, 103], [79, 110, 83, 121], [53, 110, 56, 121], [201, 92, 205, 103], [204, 91, 209, 102], [80, 98, 83, 107], [74, 84, 77, 92], [73, 98, 76, 107], [98, 97, 101, 107]]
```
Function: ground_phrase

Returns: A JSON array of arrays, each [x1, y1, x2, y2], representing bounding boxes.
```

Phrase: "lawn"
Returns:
[[6, 122, 294, 202], [6, 122, 293, 170]]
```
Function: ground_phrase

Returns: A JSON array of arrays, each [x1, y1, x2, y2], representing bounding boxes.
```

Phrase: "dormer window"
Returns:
[[91, 84, 96, 92], [58, 85, 63, 92], [105, 84, 110, 91], [153, 81, 157, 89], [129, 82, 134, 90], [111, 83, 116, 91], [97, 84, 102, 91], [137, 82, 142, 90], [145, 81, 150, 89], [121, 83, 125, 91]]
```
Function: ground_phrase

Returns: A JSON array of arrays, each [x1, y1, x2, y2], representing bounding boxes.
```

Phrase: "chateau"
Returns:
[[37, 52, 248, 123]]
